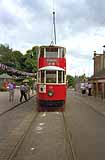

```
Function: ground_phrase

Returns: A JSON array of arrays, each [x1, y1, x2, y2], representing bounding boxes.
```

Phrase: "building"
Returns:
[[91, 50, 105, 98]]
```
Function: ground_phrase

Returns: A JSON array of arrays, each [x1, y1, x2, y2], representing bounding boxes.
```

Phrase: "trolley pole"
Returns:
[[53, 11, 56, 44]]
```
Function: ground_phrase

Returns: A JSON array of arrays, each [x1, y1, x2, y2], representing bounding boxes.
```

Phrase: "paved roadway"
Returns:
[[65, 89, 105, 160], [13, 112, 70, 160], [0, 98, 36, 160], [0, 89, 105, 160]]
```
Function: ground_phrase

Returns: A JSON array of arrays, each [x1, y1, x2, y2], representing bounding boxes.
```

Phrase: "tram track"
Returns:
[[62, 112, 77, 160], [7, 111, 78, 160], [0, 96, 35, 117], [0, 104, 77, 160], [8, 112, 40, 160]]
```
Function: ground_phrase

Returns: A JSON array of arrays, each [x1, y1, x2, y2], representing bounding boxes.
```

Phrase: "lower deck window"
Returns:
[[38, 70, 66, 83], [46, 71, 56, 83], [58, 71, 62, 83], [41, 70, 44, 83]]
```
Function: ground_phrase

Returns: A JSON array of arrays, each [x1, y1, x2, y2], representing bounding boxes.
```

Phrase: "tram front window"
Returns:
[[46, 52, 58, 58], [46, 47, 58, 58], [46, 71, 56, 83]]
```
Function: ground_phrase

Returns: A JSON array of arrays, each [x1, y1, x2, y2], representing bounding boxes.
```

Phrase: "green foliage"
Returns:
[[0, 43, 38, 74], [78, 73, 87, 82], [0, 44, 12, 64], [24, 46, 38, 72], [10, 51, 23, 69], [23, 51, 37, 72], [67, 75, 75, 88]]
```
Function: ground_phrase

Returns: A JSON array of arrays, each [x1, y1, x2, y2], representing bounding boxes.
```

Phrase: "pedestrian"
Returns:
[[25, 83, 30, 100], [20, 82, 27, 102], [13, 82, 16, 89], [81, 82, 86, 95], [8, 81, 15, 102], [88, 82, 92, 96]]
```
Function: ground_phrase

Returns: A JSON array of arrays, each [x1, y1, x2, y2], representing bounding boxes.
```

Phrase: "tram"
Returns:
[[36, 45, 66, 111]]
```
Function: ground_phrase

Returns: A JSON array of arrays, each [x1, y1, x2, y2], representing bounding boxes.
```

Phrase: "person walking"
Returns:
[[88, 82, 92, 96], [8, 81, 15, 102], [20, 83, 27, 102], [25, 83, 30, 100], [81, 82, 86, 95]]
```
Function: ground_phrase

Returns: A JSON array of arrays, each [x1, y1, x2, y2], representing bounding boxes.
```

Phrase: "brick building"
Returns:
[[91, 50, 105, 98]]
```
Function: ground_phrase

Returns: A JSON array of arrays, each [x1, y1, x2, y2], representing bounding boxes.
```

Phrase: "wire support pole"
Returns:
[[53, 11, 56, 44]]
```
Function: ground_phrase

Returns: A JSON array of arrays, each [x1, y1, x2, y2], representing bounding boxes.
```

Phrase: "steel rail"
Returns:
[[62, 112, 78, 160], [8, 112, 40, 160]]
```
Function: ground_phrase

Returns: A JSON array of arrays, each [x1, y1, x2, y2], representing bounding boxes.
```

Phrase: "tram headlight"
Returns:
[[48, 90, 54, 97]]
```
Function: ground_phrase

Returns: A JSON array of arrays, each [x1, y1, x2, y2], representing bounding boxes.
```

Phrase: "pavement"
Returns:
[[73, 90, 105, 116], [0, 89, 35, 114]]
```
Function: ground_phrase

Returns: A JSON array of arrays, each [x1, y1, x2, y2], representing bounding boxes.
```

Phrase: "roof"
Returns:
[[40, 45, 66, 49], [39, 66, 65, 71], [0, 73, 12, 79]]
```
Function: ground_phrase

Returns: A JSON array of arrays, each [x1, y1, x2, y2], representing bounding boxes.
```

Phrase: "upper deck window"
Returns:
[[46, 47, 58, 58], [59, 48, 65, 58]]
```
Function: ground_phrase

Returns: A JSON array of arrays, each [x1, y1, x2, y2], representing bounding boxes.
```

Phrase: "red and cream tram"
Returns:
[[36, 45, 66, 111]]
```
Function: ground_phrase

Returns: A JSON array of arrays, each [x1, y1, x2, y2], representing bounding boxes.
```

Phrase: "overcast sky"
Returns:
[[0, 0, 105, 76]]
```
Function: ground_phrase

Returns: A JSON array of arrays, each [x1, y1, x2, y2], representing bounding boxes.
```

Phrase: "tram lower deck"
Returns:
[[36, 83, 66, 112]]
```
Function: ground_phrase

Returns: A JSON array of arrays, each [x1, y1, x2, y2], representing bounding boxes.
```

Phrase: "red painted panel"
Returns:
[[38, 58, 66, 70], [36, 84, 66, 101]]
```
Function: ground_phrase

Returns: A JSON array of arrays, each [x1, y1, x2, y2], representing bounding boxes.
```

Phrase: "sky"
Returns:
[[0, 0, 105, 76]]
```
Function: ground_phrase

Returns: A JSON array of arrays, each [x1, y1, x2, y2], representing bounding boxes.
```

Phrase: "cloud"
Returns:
[[0, 2, 19, 28]]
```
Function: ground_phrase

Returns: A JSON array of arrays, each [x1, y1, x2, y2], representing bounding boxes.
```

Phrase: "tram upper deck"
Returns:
[[37, 45, 66, 70]]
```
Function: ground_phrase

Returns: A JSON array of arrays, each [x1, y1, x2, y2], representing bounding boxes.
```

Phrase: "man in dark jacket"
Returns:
[[20, 83, 27, 102]]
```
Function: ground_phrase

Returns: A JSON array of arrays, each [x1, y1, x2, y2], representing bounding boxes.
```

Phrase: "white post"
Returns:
[[44, 70, 46, 83], [44, 47, 46, 58], [56, 71, 58, 84]]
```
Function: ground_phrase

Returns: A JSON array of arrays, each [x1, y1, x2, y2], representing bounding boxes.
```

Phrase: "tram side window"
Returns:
[[40, 48, 44, 57], [63, 71, 65, 83], [58, 71, 62, 83], [41, 71, 44, 83], [46, 71, 56, 83], [59, 48, 65, 58]]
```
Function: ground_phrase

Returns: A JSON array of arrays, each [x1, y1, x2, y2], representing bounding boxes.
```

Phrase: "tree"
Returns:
[[10, 51, 23, 69], [0, 44, 12, 65], [24, 46, 39, 72], [0, 43, 38, 74], [66, 75, 75, 87]]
